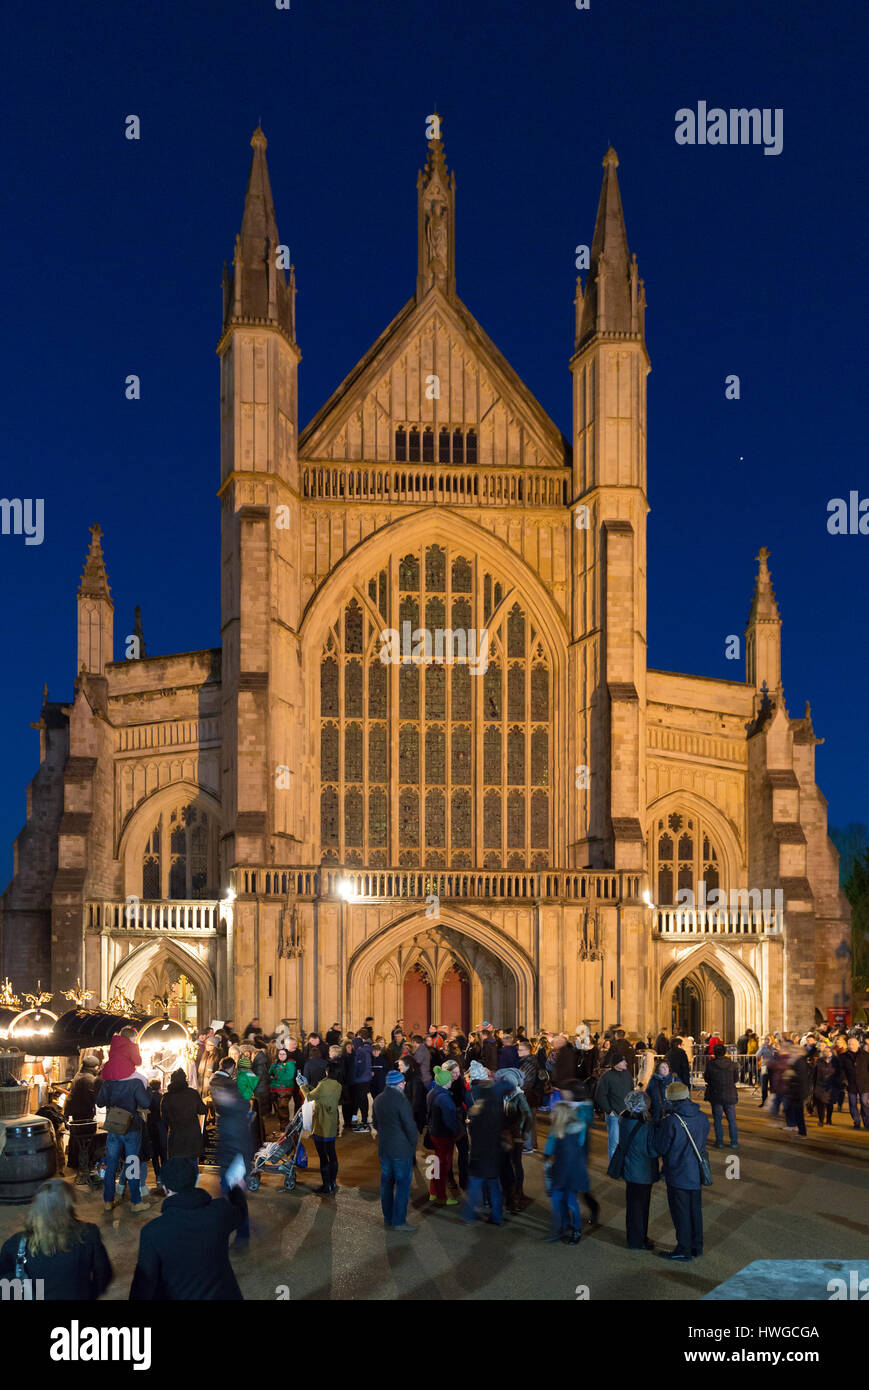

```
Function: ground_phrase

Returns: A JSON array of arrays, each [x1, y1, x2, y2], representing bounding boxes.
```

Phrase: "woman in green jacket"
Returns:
[[268, 1048, 297, 1131], [236, 1052, 264, 1148], [302, 1064, 342, 1195]]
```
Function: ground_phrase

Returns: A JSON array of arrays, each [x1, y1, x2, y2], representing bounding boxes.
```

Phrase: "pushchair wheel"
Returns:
[[247, 1173, 261, 1192], [283, 1172, 296, 1192]]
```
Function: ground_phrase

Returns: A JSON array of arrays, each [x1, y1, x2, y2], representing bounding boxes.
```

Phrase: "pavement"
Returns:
[[2, 1091, 867, 1301]]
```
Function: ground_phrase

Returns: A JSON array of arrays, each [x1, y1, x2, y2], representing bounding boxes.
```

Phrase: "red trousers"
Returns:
[[430, 1136, 454, 1200]]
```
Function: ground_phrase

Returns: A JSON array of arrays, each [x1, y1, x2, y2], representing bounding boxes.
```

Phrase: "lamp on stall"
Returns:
[[137, 1005, 194, 1083]]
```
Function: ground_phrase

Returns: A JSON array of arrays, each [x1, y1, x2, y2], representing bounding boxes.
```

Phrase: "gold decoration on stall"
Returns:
[[0, 978, 22, 1008], [99, 986, 140, 1015], [23, 981, 53, 1008], [61, 979, 94, 1008]]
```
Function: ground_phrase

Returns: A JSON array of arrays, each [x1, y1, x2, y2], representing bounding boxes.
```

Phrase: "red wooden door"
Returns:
[[440, 967, 470, 1035], [403, 967, 431, 1038]]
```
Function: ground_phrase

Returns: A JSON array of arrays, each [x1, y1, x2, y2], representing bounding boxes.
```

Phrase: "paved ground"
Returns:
[[2, 1092, 867, 1301]]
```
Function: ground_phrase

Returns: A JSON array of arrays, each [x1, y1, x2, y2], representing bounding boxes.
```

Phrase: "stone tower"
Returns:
[[217, 126, 305, 881], [570, 148, 649, 870]]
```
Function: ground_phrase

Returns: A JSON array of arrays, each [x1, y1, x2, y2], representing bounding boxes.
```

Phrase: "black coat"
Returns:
[[0, 1222, 111, 1300], [841, 1049, 869, 1092], [704, 1057, 738, 1105], [467, 1081, 510, 1179], [667, 1046, 691, 1086], [654, 1032, 669, 1057], [786, 1056, 812, 1103], [372, 1086, 417, 1161], [161, 1082, 207, 1159], [67, 1069, 99, 1122], [653, 1098, 710, 1189], [813, 1056, 840, 1102], [129, 1187, 246, 1300]]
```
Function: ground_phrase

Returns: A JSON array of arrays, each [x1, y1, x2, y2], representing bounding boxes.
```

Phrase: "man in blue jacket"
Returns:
[[350, 1032, 374, 1131], [96, 1070, 151, 1214], [652, 1080, 710, 1261], [372, 1070, 419, 1232]]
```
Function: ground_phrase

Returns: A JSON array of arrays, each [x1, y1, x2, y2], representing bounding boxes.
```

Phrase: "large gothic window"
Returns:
[[319, 545, 552, 869], [141, 802, 218, 900], [652, 811, 721, 906]]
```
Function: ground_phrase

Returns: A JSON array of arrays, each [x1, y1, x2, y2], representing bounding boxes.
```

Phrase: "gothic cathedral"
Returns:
[[0, 125, 851, 1040]]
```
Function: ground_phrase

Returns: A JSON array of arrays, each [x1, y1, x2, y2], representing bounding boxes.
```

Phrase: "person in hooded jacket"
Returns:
[[370, 1043, 390, 1105], [442, 1057, 471, 1191], [543, 1081, 599, 1244], [349, 1032, 374, 1131], [652, 1080, 709, 1261], [160, 1068, 206, 1180], [496, 1066, 532, 1212], [129, 1158, 246, 1300], [703, 1043, 739, 1149], [615, 1089, 659, 1251]]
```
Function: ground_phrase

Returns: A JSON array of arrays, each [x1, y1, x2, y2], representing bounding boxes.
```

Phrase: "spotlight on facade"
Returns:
[[223, 888, 236, 904], [642, 890, 657, 911], [337, 877, 356, 902]]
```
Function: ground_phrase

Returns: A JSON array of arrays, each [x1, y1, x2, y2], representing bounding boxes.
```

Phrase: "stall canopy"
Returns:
[[16, 1008, 153, 1056]]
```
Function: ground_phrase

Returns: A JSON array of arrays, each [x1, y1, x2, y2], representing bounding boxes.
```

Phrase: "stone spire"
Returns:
[[417, 114, 456, 301], [77, 524, 113, 606], [746, 546, 781, 624], [745, 546, 782, 695], [223, 126, 295, 343], [577, 148, 645, 347], [77, 524, 114, 676]]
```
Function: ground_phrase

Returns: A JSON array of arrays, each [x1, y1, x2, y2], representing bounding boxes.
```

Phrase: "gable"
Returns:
[[300, 290, 569, 470]]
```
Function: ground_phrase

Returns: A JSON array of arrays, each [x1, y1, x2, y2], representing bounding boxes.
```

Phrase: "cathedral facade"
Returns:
[[0, 126, 851, 1040]]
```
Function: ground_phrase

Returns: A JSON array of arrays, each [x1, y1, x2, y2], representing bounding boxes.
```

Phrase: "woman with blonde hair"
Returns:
[[0, 1179, 112, 1299]]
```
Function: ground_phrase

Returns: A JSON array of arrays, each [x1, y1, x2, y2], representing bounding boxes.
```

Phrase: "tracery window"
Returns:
[[141, 802, 217, 900], [652, 810, 720, 906], [319, 544, 552, 869]]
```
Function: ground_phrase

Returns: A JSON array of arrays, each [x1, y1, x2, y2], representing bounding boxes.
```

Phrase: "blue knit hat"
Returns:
[[386, 1070, 404, 1086]]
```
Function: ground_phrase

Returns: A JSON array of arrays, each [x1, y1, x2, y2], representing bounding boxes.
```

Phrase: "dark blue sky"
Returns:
[[1, 0, 867, 880]]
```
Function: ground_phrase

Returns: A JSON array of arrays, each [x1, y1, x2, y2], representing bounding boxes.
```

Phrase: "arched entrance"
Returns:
[[661, 943, 759, 1042], [108, 940, 216, 1031], [350, 911, 536, 1036]]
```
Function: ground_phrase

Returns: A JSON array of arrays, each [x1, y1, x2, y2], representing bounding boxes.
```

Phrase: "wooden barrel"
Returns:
[[0, 1115, 57, 1204]]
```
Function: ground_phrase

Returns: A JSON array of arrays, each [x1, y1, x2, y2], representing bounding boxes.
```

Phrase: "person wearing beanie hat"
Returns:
[[652, 1076, 710, 1261], [425, 1063, 462, 1206], [160, 1067, 206, 1174], [372, 1067, 418, 1233], [129, 1152, 247, 1301], [496, 1068, 533, 1212]]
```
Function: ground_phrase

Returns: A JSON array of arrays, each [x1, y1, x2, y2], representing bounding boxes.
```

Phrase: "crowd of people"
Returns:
[[1, 1012, 866, 1299]]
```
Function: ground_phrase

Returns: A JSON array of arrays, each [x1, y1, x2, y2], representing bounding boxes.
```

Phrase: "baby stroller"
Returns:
[[247, 1109, 308, 1192]]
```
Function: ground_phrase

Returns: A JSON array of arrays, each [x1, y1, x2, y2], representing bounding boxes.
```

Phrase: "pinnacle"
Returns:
[[78, 523, 113, 606], [251, 125, 268, 150], [603, 146, 619, 168]]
